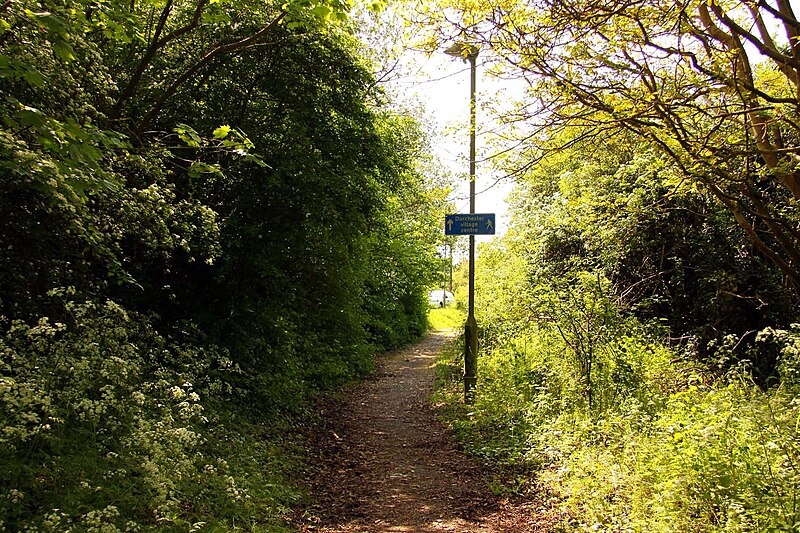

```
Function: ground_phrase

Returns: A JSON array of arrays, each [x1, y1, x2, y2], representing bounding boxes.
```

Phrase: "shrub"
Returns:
[[0, 296, 296, 530], [437, 306, 800, 531]]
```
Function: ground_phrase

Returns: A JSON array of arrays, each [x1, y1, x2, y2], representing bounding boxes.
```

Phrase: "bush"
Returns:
[[0, 296, 298, 530], [757, 325, 800, 391], [546, 379, 800, 531], [437, 301, 800, 531]]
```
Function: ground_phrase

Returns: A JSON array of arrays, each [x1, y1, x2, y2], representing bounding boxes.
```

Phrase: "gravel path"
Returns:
[[295, 332, 554, 533]]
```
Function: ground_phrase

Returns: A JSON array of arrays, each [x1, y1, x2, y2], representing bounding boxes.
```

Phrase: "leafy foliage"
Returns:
[[0, 298, 249, 530], [505, 131, 795, 373], [416, 0, 800, 287], [439, 252, 800, 530], [433, 85, 800, 533], [0, 0, 446, 529]]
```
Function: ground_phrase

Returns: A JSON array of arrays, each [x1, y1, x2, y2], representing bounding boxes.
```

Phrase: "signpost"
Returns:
[[444, 214, 494, 405], [444, 41, 482, 405], [445, 214, 496, 236]]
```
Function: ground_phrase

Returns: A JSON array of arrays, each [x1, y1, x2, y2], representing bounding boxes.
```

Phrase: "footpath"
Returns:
[[294, 332, 551, 532]]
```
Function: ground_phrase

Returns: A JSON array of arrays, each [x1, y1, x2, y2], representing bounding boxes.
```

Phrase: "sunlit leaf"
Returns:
[[311, 5, 333, 20], [213, 125, 232, 139]]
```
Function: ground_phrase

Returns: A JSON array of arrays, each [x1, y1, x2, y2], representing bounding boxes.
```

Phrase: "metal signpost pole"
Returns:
[[445, 42, 480, 404], [464, 50, 478, 403]]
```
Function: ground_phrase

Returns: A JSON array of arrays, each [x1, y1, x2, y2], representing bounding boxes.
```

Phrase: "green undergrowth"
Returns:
[[0, 299, 341, 532], [0, 0, 444, 528], [434, 336, 540, 498], [435, 321, 800, 531]]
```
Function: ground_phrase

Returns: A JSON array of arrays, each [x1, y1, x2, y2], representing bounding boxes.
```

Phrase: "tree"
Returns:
[[1, 0, 445, 401], [1, 1, 448, 528], [413, 0, 800, 288], [508, 130, 791, 367]]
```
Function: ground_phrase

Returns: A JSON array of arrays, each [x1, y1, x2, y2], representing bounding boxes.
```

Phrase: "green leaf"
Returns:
[[311, 5, 333, 20], [31, 11, 70, 36], [189, 161, 223, 178], [175, 123, 202, 147], [17, 106, 46, 129], [53, 41, 76, 62], [212, 125, 232, 139], [21, 67, 45, 86]]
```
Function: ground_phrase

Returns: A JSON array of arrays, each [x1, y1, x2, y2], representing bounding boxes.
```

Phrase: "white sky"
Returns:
[[385, 48, 518, 243]]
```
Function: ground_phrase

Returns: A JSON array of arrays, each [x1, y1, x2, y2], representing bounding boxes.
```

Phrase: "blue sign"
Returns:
[[445, 214, 496, 235]]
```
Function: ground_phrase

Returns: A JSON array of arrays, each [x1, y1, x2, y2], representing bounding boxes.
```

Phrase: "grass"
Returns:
[[428, 307, 466, 332]]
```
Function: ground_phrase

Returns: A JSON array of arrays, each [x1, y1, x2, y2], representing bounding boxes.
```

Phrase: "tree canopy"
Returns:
[[413, 0, 800, 286]]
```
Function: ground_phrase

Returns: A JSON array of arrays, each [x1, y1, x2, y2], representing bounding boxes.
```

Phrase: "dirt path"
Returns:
[[295, 332, 553, 533]]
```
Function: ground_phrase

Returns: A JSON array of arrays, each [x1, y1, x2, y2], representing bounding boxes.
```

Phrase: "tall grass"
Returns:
[[429, 307, 466, 332]]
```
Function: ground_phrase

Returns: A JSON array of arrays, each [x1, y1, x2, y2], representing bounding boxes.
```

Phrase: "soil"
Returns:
[[293, 331, 559, 533]]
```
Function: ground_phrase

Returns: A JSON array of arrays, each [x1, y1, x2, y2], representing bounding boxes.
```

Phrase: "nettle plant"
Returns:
[[0, 295, 245, 530]]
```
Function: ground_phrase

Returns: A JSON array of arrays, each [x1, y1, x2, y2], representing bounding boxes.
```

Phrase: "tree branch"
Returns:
[[731, 203, 800, 287], [110, 0, 209, 121], [134, 11, 288, 136]]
